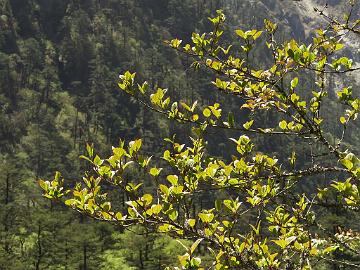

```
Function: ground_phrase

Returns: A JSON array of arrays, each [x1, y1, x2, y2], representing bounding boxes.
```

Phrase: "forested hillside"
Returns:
[[1, 0, 359, 269], [0, 1, 250, 269]]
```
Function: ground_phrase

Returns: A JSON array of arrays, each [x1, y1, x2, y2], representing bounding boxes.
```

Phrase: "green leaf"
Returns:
[[253, 30, 263, 40], [290, 93, 299, 103], [209, 104, 222, 118], [101, 202, 111, 212], [187, 219, 196, 227], [291, 77, 299, 89], [167, 175, 179, 185], [314, 117, 323, 125], [264, 19, 277, 33], [112, 146, 126, 158], [129, 139, 142, 153], [142, 194, 153, 206], [79, 155, 92, 163], [64, 199, 77, 206], [138, 81, 148, 94], [163, 150, 171, 160], [191, 114, 199, 121], [273, 239, 288, 249], [341, 158, 353, 170], [334, 43, 344, 51], [289, 151, 296, 166], [115, 212, 123, 220], [160, 184, 169, 196], [203, 108, 211, 117], [190, 238, 203, 254], [191, 257, 201, 267], [279, 120, 287, 130], [170, 38, 182, 48], [235, 29, 246, 39], [198, 212, 214, 223], [340, 116, 347, 125], [93, 155, 103, 166], [168, 209, 178, 221], [243, 120, 254, 130], [86, 143, 94, 157], [228, 112, 235, 127], [38, 180, 48, 191], [151, 204, 162, 215], [150, 167, 162, 177]]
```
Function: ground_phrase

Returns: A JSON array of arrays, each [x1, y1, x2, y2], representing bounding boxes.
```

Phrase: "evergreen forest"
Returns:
[[1, 0, 360, 269]]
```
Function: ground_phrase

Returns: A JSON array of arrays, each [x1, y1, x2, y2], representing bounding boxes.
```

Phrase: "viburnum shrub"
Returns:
[[40, 4, 360, 269]]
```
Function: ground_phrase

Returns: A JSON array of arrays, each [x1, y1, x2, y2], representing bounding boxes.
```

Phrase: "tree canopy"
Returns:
[[35, 1, 360, 269]]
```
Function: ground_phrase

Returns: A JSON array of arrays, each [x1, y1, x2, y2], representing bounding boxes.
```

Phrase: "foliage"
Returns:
[[1, 0, 229, 268], [41, 2, 360, 270]]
